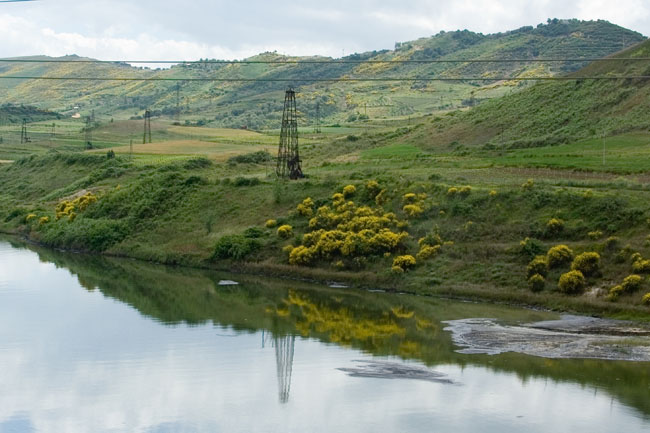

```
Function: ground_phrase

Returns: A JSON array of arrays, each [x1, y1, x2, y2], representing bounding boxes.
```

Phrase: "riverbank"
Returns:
[[1, 151, 650, 320]]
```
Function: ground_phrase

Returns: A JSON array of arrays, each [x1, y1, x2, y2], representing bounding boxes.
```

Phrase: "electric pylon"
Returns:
[[20, 119, 30, 143], [84, 116, 93, 149], [175, 83, 180, 122], [143, 110, 152, 144], [314, 102, 321, 133], [274, 334, 295, 404], [276, 88, 303, 179]]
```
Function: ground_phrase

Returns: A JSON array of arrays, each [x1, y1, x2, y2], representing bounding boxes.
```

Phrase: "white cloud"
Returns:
[[0, 0, 648, 61]]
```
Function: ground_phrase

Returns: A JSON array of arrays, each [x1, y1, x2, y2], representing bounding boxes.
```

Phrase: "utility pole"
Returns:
[[20, 119, 30, 144], [143, 110, 152, 144], [85, 116, 93, 149], [176, 82, 180, 122], [314, 103, 321, 133]]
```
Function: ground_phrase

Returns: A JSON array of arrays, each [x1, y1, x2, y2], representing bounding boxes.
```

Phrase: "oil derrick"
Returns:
[[314, 103, 321, 133], [20, 119, 30, 143], [143, 110, 152, 144], [276, 88, 303, 179], [273, 334, 295, 404], [84, 116, 93, 149]]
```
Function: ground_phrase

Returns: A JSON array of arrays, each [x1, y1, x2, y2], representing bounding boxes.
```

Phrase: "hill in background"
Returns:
[[410, 39, 650, 150], [0, 19, 644, 129]]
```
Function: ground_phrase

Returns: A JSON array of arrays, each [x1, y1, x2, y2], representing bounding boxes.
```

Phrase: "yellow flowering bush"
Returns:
[[522, 179, 534, 191], [587, 230, 603, 240], [375, 189, 388, 205], [546, 218, 564, 235], [365, 180, 381, 199], [416, 245, 440, 261], [265, 219, 278, 228], [25, 213, 37, 222], [446, 187, 458, 198], [403, 204, 423, 218], [489, 190, 498, 197], [607, 284, 624, 302], [571, 252, 600, 277], [621, 274, 643, 292], [528, 274, 545, 292], [546, 245, 574, 268], [632, 259, 650, 273], [402, 193, 417, 204], [642, 293, 650, 306], [392, 255, 416, 271], [558, 270, 586, 294], [342, 184, 356, 197], [39, 216, 50, 225], [296, 197, 315, 217], [459, 186, 472, 197], [277, 224, 293, 239], [55, 192, 98, 221], [527, 255, 548, 278], [289, 245, 315, 265]]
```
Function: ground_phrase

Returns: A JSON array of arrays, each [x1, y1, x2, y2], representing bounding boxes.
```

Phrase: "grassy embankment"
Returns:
[[1, 126, 650, 318]]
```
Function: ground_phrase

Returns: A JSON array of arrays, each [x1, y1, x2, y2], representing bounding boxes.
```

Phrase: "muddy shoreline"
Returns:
[[444, 315, 650, 361]]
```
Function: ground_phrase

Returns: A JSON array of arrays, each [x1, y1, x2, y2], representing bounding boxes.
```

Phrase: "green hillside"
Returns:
[[411, 39, 650, 150], [0, 19, 644, 130]]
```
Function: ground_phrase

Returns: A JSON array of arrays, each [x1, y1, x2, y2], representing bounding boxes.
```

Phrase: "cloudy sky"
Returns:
[[0, 0, 648, 60]]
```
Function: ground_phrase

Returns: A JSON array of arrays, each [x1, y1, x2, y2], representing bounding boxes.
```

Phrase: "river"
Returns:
[[0, 237, 649, 432]]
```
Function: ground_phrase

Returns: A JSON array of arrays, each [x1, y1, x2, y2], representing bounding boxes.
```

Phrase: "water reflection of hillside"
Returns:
[[9, 236, 650, 418]]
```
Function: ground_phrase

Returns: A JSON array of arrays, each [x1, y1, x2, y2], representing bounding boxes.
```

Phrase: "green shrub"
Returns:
[[212, 235, 261, 260], [365, 180, 381, 199], [233, 176, 261, 187], [227, 151, 271, 165], [545, 218, 564, 236], [527, 255, 548, 278], [458, 185, 472, 197], [558, 270, 586, 294], [571, 252, 601, 277], [587, 230, 603, 240], [243, 227, 265, 239], [546, 245, 574, 268], [519, 237, 544, 258], [528, 274, 545, 292], [604, 236, 620, 251]]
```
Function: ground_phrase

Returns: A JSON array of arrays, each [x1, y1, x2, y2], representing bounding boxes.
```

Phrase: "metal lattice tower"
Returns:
[[175, 83, 180, 122], [143, 110, 152, 144], [276, 88, 303, 179], [274, 334, 295, 404], [20, 119, 30, 144], [314, 102, 321, 133], [84, 116, 93, 149]]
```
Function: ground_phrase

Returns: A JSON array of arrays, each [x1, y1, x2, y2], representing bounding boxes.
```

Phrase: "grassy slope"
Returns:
[[410, 40, 650, 150], [0, 20, 644, 130]]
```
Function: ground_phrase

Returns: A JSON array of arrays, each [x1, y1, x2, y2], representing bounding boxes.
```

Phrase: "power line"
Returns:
[[0, 75, 648, 82], [0, 57, 648, 65]]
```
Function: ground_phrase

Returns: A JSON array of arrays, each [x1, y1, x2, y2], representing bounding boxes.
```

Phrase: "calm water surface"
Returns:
[[0, 238, 649, 432]]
